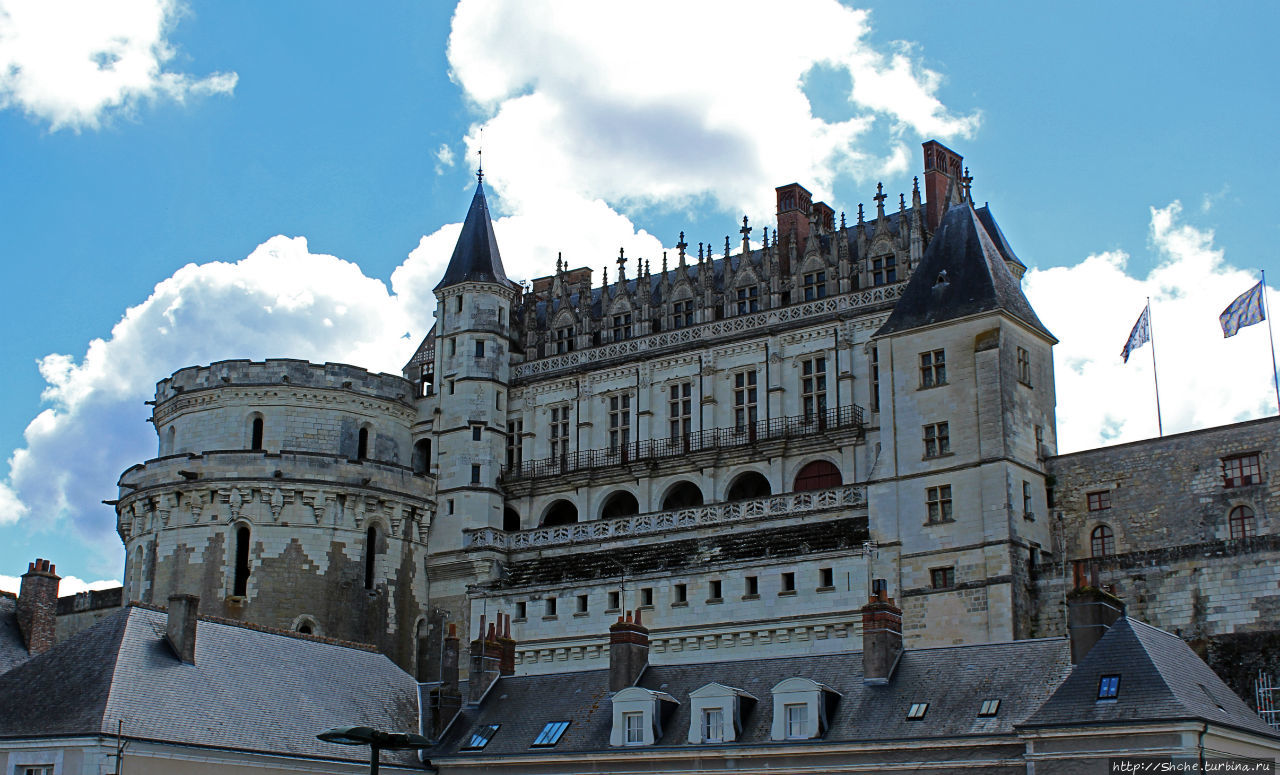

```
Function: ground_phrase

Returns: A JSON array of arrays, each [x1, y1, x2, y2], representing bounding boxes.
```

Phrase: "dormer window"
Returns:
[[736, 286, 759, 315], [672, 299, 694, 329], [702, 708, 724, 742], [612, 313, 633, 341], [770, 677, 841, 741], [554, 325, 575, 354], [802, 272, 826, 300], [611, 686, 678, 747], [688, 682, 756, 744]]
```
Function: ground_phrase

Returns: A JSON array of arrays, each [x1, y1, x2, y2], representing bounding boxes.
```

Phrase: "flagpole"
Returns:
[[1262, 269, 1280, 414], [1148, 298, 1164, 436]]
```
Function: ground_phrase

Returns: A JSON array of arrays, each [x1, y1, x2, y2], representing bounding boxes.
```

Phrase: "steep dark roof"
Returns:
[[875, 203, 1052, 340], [1023, 617, 1278, 738], [0, 606, 421, 764], [432, 638, 1071, 757], [435, 178, 515, 291], [0, 594, 31, 675]]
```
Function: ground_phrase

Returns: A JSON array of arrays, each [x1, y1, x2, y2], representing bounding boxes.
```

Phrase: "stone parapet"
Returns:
[[156, 359, 416, 407]]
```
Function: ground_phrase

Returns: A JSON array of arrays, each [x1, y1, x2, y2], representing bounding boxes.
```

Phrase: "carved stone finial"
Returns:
[[900, 193, 906, 211], [857, 203, 865, 224], [556, 252, 563, 273], [840, 211, 846, 230], [913, 175, 920, 194], [763, 226, 770, 249], [725, 235, 731, 258], [698, 242, 704, 261], [676, 231, 688, 260], [617, 246, 626, 279], [662, 251, 668, 274], [874, 182, 887, 218], [740, 215, 751, 240]]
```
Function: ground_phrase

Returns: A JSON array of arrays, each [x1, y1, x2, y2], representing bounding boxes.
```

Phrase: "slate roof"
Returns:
[[432, 638, 1072, 757], [435, 178, 516, 291], [0, 606, 422, 765], [1023, 617, 1279, 739], [875, 203, 1053, 340], [0, 594, 30, 675]]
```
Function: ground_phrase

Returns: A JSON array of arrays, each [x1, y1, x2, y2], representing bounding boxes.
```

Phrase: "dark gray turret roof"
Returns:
[[435, 178, 515, 291], [875, 203, 1052, 340]]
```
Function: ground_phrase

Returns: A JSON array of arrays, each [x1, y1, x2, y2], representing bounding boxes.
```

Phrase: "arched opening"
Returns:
[[1090, 525, 1114, 557], [503, 507, 521, 532], [357, 427, 370, 460], [542, 500, 579, 526], [250, 416, 264, 451], [1229, 505, 1257, 540], [726, 471, 772, 501], [233, 525, 251, 597], [412, 439, 432, 475], [662, 481, 704, 510], [600, 490, 640, 520], [364, 525, 379, 590], [794, 460, 841, 492], [164, 425, 176, 455], [298, 622, 313, 635]]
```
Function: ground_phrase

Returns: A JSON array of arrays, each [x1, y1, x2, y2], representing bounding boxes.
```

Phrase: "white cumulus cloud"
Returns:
[[1026, 202, 1276, 453], [0, 573, 120, 596], [0, 0, 236, 131]]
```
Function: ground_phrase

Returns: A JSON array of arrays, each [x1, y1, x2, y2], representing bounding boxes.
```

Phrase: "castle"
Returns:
[[107, 140, 1278, 699]]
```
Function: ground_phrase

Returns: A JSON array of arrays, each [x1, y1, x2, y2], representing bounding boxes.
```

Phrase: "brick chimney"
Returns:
[[922, 140, 963, 232], [16, 558, 59, 655], [468, 614, 503, 704], [166, 593, 199, 664], [861, 579, 903, 685], [1067, 577, 1126, 664], [497, 612, 516, 676], [609, 608, 649, 692], [775, 182, 813, 269], [425, 622, 464, 739]]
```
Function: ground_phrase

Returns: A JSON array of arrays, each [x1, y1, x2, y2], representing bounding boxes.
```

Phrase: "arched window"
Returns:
[[503, 507, 521, 532], [1090, 525, 1114, 557], [250, 416, 264, 451], [298, 622, 313, 635], [233, 525, 251, 596], [364, 525, 379, 590], [600, 490, 640, 520], [542, 500, 579, 526], [727, 472, 772, 501], [662, 481, 704, 510], [1229, 505, 1257, 540], [164, 425, 176, 455], [357, 427, 370, 460], [794, 460, 841, 492], [412, 439, 432, 475]]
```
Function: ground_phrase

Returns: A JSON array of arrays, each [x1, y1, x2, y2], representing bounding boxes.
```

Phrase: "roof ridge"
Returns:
[[130, 603, 380, 652]]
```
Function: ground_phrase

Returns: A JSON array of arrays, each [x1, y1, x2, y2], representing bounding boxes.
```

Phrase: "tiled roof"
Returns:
[[435, 179, 516, 291], [0, 606, 422, 765], [0, 594, 31, 675]]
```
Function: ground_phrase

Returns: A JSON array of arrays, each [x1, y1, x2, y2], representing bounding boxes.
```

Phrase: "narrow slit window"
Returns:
[[364, 525, 378, 590], [233, 525, 251, 597]]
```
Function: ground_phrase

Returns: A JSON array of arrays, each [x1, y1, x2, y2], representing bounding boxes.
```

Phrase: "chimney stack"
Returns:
[[1067, 579, 1126, 664], [16, 558, 60, 655], [609, 608, 649, 692], [922, 140, 963, 232], [861, 579, 903, 685], [426, 622, 464, 739], [497, 612, 516, 676], [166, 594, 200, 664], [468, 614, 503, 704]]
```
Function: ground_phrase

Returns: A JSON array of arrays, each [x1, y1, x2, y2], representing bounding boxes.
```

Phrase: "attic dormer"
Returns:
[[770, 677, 841, 741], [610, 686, 678, 746], [687, 682, 757, 744]]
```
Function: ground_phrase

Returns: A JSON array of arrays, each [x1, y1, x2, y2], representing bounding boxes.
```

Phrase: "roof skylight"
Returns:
[[461, 723, 500, 751], [906, 702, 929, 720], [531, 720, 570, 747], [978, 699, 1001, 717], [1097, 675, 1120, 701]]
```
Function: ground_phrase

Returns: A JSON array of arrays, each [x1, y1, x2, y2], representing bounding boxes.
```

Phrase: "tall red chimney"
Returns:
[[922, 140, 963, 232], [17, 558, 60, 655]]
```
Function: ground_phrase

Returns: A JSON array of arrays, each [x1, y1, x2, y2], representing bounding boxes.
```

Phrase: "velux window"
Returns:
[[461, 723, 500, 751], [1098, 675, 1121, 701], [531, 720, 570, 747], [906, 702, 929, 720], [978, 699, 1001, 717]]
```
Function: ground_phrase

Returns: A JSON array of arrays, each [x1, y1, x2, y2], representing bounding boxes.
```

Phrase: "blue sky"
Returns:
[[1, 0, 1277, 589]]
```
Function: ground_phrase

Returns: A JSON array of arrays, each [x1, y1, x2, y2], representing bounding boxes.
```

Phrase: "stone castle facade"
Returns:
[[109, 141, 1277, 693]]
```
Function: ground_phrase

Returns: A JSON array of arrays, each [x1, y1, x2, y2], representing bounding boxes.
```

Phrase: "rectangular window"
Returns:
[[640, 587, 654, 607], [496, 390, 503, 410], [609, 393, 632, 451], [673, 583, 687, 604], [516, 601, 527, 620], [919, 349, 946, 388], [448, 379, 455, 395], [926, 485, 953, 524], [1017, 346, 1032, 385], [872, 255, 897, 286], [462, 723, 500, 750], [447, 338, 456, 357], [472, 425, 482, 441], [1098, 674, 1121, 700], [550, 406, 571, 460], [906, 702, 929, 720], [545, 597, 557, 617], [781, 572, 796, 593], [801, 357, 827, 420], [1035, 424, 1045, 458], [531, 720, 570, 747], [672, 299, 695, 328], [978, 699, 1001, 717], [454, 296, 463, 313], [870, 345, 880, 412], [923, 422, 950, 458], [475, 339, 485, 358], [470, 464, 481, 485], [802, 271, 827, 300], [506, 420, 523, 471], [21, 768, 54, 775], [745, 575, 759, 597], [709, 579, 722, 600], [736, 286, 760, 315], [1022, 480, 1034, 519], [1087, 490, 1111, 511], [702, 708, 725, 743], [612, 313, 633, 341], [1223, 453, 1261, 487], [608, 590, 620, 610], [554, 325, 575, 354], [930, 567, 955, 589], [819, 567, 834, 589], [576, 594, 588, 614], [734, 370, 758, 431], [624, 711, 645, 744], [784, 703, 808, 739], [669, 382, 692, 439], [447, 499, 454, 515]]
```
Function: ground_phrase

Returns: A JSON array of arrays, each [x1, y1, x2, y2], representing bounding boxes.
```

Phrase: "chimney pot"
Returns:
[[166, 594, 200, 664], [17, 557, 60, 655]]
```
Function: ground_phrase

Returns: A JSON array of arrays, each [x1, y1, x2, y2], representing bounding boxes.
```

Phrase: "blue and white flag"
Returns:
[[1219, 281, 1266, 338], [1121, 304, 1150, 363]]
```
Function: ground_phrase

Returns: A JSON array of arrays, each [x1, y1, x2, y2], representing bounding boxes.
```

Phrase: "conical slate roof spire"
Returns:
[[434, 177, 513, 291]]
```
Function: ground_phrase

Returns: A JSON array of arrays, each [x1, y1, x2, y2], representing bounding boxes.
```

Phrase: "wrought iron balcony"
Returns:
[[501, 404, 863, 481]]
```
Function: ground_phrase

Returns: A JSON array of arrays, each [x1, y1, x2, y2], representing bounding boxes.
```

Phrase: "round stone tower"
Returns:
[[115, 358, 435, 674]]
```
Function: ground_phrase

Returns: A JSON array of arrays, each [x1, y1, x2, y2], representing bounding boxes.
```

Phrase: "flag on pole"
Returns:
[[1121, 304, 1151, 363], [1220, 281, 1266, 338]]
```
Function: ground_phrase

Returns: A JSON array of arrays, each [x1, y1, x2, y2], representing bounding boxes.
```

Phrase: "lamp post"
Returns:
[[317, 726, 432, 775]]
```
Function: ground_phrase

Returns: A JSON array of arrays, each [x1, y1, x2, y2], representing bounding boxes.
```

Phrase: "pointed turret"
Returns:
[[434, 177, 515, 291]]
